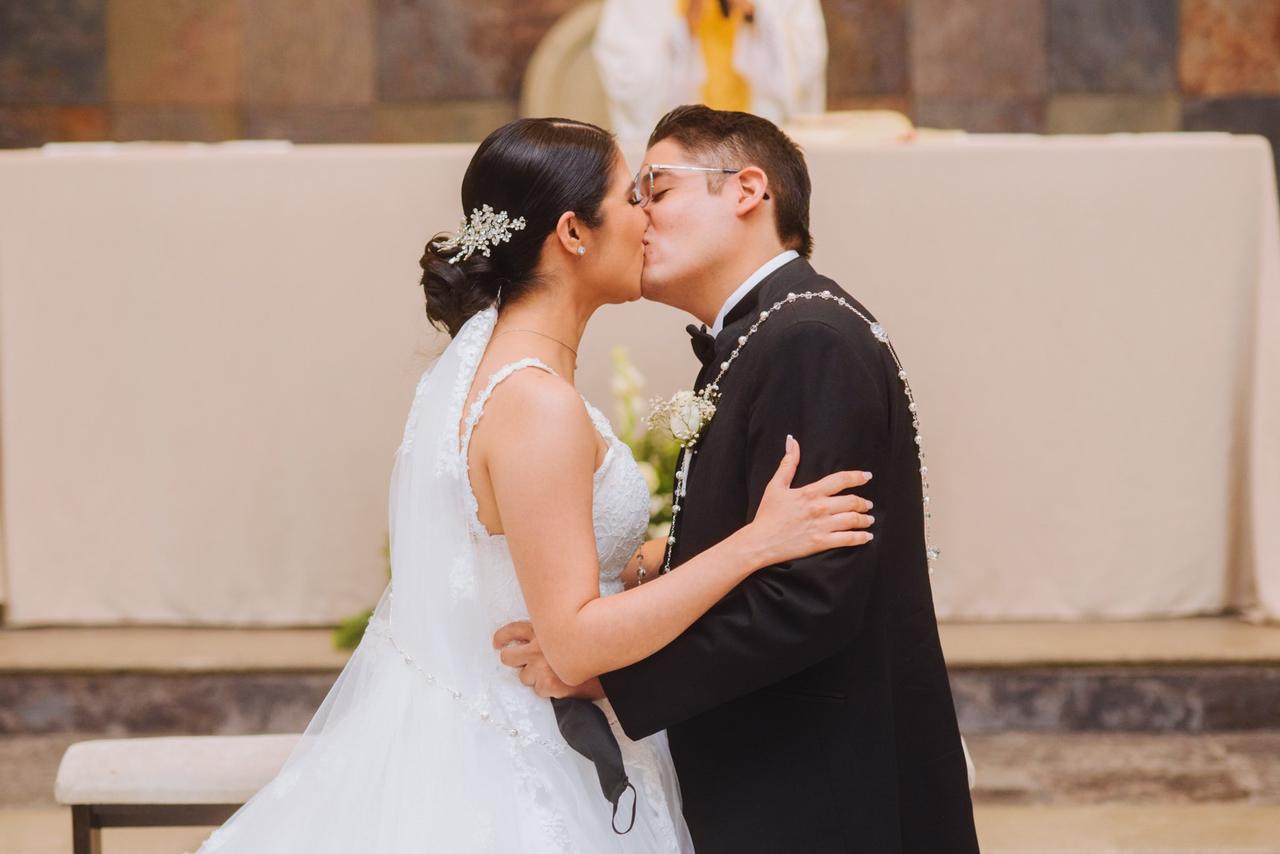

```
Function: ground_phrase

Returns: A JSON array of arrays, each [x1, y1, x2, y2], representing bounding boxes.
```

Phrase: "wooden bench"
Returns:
[[54, 734, 299, 854]]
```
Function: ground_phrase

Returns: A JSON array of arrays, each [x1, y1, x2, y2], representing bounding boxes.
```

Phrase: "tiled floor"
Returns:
[[0, 808, 209, 854], [4, 804, 1280, 854], [977, 804, 1280, 853]]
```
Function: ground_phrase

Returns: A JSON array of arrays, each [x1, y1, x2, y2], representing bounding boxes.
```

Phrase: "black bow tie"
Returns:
[[687, 324, 716, 365]]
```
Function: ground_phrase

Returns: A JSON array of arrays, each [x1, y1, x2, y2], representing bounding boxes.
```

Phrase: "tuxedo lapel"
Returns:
[[713, 257, 816, 364], [679, 258, 819, 560]]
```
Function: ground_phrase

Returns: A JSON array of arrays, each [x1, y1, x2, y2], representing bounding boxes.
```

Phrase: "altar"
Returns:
[[0, 132, 1275, 624]]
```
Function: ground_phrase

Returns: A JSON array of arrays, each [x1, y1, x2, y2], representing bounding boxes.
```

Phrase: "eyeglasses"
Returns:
[[629, 163, 741, 207]]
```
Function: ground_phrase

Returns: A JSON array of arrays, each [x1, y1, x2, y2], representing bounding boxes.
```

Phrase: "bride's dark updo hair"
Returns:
[[420, 118, 617, 336]]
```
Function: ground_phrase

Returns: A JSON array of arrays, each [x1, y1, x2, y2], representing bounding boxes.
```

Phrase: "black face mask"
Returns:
[[551, 698, 636, 834]]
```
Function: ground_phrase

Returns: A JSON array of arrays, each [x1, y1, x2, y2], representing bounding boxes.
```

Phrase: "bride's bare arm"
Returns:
[[479, 372, 872, 687]]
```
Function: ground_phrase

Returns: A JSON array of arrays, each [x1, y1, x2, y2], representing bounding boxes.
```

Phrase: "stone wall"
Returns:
[[1, 0, 1277, 158]]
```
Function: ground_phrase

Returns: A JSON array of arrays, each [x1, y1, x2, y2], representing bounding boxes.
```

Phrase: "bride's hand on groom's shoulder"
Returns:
[[744, 435, 875, 569], [493, 621, 606, 701]]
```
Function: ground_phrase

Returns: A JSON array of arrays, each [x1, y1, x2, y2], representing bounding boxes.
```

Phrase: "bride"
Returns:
[[192, 117, 874, 853]]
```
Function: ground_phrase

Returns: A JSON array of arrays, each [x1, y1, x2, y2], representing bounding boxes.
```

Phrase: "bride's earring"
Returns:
[[577, 246, 586, 256]]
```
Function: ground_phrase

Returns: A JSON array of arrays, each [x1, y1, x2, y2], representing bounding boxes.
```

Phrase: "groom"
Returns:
[[498, 105, 978, 852]]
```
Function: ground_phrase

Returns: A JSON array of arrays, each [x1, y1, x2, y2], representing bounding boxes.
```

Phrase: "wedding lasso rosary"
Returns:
[[640, 290, 941, 582]]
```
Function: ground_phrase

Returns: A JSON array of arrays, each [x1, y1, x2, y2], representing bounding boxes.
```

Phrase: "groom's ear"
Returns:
[[734, 166, 770, 216]]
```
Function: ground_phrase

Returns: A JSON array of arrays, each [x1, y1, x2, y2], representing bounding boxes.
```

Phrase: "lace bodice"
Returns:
[[459, 358, 650, 606]]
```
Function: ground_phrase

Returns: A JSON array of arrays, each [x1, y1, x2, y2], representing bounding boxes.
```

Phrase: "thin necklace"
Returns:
[[492, 327, 579, 362]]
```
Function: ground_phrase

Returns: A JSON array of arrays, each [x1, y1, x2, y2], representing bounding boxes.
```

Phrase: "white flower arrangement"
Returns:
[[647, 387, 719, 449]]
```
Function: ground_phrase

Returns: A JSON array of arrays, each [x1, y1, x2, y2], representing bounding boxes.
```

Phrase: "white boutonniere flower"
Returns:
[[648, 388, 719, 449]]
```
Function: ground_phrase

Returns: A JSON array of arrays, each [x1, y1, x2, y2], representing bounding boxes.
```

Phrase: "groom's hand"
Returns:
[[493, 621, 606, 701]]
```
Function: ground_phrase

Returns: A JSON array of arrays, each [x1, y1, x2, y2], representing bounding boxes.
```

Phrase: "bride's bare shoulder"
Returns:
[[477, 366, 593, 447]]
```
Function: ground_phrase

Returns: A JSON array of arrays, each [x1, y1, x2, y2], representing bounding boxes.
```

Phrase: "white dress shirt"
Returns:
[[709, 250, 800, 337]]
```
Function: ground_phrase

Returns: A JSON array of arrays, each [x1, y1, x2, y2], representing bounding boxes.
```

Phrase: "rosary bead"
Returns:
[[663, 289, 941, 576]]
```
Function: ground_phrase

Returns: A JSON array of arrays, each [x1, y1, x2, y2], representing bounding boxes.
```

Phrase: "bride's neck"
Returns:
[[492, 286, 595, 378]]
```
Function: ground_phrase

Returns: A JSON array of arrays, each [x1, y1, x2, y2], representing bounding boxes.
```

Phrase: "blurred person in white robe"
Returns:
[[593, 0, 827, 153]]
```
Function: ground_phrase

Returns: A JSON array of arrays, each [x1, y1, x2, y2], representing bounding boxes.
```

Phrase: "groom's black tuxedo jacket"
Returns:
[[600, 259, 978, 853]]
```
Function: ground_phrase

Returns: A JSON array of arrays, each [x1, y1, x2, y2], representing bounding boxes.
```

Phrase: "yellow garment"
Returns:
[[677, 0, 751, 111]]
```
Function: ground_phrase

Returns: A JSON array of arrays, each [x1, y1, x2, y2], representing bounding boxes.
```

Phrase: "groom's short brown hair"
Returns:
[[648, 105, 813, 258]]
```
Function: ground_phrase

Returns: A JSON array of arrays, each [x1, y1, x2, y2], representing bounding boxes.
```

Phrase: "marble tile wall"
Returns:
[[0, 0, 1277, 160]]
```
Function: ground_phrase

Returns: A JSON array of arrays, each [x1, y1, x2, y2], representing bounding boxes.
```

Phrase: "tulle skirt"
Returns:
[[189, 616, 694, 854]]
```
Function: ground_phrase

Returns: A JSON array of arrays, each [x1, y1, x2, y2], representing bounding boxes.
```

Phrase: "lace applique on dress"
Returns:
[[435, 306, 497, 477], [448, 551, 477, 603], [397, 368, 434, 456], [580, 400, 649, 596]]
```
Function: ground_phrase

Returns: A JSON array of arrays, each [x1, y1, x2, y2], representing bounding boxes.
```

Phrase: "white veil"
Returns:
[[383, 304, 501, 696], [194, 305, 692, 852]]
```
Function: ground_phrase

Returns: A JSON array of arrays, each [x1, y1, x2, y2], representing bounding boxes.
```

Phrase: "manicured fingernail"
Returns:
[[866, 516, 875, 524], [865, 533, 874, 540], [863, 472, 873, 480], [866, 501, 874, 509]]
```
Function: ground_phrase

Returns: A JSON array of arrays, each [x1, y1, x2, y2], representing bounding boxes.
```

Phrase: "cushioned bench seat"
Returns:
[[54, 734, 298, 854]]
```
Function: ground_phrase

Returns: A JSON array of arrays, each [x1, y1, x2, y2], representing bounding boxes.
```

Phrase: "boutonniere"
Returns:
[[648, 387, 719, 449]]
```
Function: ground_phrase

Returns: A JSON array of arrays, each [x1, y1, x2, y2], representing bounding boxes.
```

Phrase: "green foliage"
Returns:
[[333, 538, 390, 651], [333, 608, 373, 651], [608, 347, 681, 539]]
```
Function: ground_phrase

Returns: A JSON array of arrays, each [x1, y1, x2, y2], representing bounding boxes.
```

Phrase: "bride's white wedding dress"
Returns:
[[192, 307, 694, 853]]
